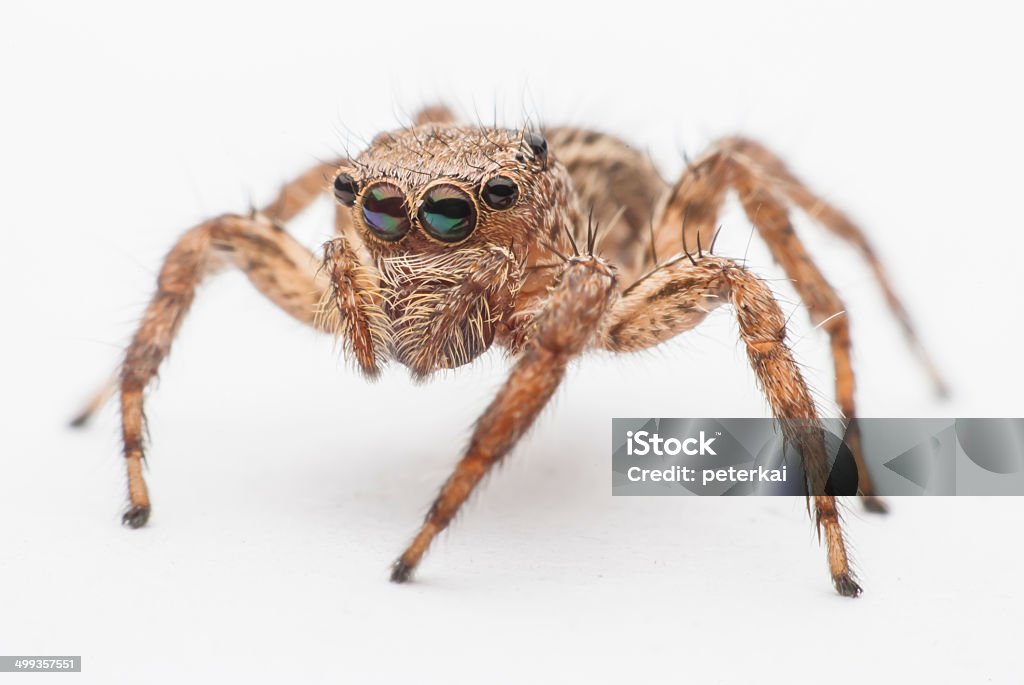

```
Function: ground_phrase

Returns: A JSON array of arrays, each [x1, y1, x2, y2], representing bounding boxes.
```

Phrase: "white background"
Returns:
[[3, 1, 1023, 682]]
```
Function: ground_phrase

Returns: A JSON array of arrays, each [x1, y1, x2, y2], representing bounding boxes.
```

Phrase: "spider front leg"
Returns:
[[390, 255, 619, 582], [601, 254, 861, 597], [117, 213, 385, 528]]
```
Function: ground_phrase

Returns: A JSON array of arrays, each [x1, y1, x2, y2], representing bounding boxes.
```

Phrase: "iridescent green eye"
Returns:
[[361, 183, 410, 241], [417, 184, 477, 243]]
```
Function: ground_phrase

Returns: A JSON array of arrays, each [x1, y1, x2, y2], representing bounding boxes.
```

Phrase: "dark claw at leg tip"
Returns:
[[390, 560, 414, 584], [122, 505, 150, 529], [834, 574, 862, 598], [861, 495, 889, 515], [69, 413, 90, 429]]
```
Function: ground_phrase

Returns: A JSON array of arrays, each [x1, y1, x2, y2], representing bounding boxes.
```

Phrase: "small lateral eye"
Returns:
[[333, 172, 358, 206], [418, 184, 477, 243], [481, 176, 519, 210], [361, 183, 411, 241], [523, 131, 548, 165]]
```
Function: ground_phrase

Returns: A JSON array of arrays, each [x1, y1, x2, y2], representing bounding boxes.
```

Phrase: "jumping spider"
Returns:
[[74, 105, 946, 597]]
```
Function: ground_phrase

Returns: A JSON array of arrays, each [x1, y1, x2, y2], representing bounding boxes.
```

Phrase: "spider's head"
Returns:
[[333, 124, 573, 254], [327, 124, 579, 377]]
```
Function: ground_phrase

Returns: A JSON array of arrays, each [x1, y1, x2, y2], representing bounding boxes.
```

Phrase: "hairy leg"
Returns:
[[723, 137, 947, 397], [71, 159, 344, 427], [644, 137, 944, 509], [649, 137, 943, 399], [600, 254, 861, 597], [390, 255, 618, 582], [117, 210, 370, 528], [649, 149, 730, 266], [260, 160, 344, 224], [729, 166, 883, 509], [644, 150, 854, 427]]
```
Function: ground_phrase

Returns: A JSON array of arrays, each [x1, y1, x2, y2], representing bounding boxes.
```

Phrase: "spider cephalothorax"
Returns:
[[320, 125, 580, 377], [74, 105, 947, 598]]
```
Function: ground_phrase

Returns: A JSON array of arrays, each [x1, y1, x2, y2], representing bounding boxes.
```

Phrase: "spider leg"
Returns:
[[650, 149, 729, 264], [69, 370, 118, 428], [390, 255, 618, 583], [723, 137, 948, 398], [728, 166, 886, 512], [413, 104, 457, 126], [117, 213, 331, 527], [649, 140, 935, 512], [600, 254, 861, 597], [70, 159, 345, 427], [260, 160, 345, 224]]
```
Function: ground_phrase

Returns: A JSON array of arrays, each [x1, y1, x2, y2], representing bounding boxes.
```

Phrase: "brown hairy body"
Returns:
[[74, 105, 945, 597]]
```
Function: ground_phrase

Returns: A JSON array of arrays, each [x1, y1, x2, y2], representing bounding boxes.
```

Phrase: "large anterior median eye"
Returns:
[[361, 183, 410, 241], [417, 184, 477, 243]]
